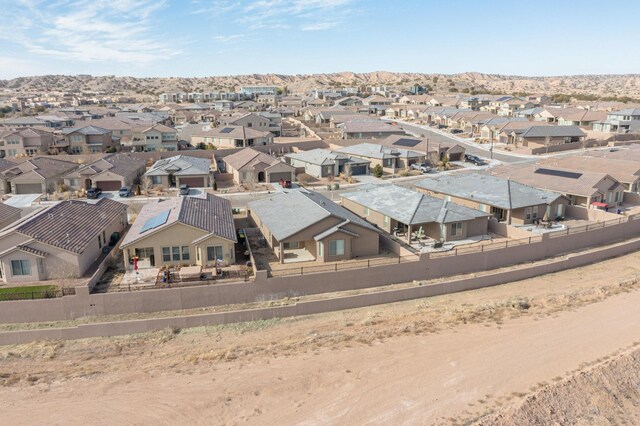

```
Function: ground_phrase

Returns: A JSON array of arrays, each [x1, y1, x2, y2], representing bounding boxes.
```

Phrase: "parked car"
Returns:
[[179, 184, 190, 195], [410, 163, 431, 173], [450, 129, 464, 134], [279, 178, 292, 188], [464, 154, 486, 166], [437, 124, 447, 129], [86, 187, 102, 199], [118, 186, 131, 197]]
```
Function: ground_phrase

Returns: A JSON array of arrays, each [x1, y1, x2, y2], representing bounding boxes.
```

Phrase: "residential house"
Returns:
[[490, 165, 624, 207], [129, 123, 179, 152], [415, 173, 567, 224], [61, 125, 117, 154], [340, 121, 405, 139], [120, 194, 236, 269], [222, 112, 272, 132], [1, 157, 79, 194], [286, 149, 370, 178], [497, 98, 535, 116], [557, 110, 607, 128], [2, 115, 73, 129], [0, 199, 128, 283], [190, 126, 273, 149], [145, 155, 212, 188], [0, 128, 55, 158], [378, 135, 466, 162], [334, 143, 425, 174], [0, 158, 16, 194], [248, 190, 380, 264], [341, 184, 490, 243], [63, 153, 146, 191], [535, 156, 640, 193], [223, 147, 295, 184], [0, 203, 21, 230], [592, 108, 640, 133], [362, 95, 393, 106], [504, 125, 586, 148]]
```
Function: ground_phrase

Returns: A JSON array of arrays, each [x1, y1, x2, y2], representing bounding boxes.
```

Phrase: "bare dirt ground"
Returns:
[[2, 251, 640, 425]]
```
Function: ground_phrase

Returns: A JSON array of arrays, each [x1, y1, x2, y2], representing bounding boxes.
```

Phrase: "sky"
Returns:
[[0, 0, 639, 79]]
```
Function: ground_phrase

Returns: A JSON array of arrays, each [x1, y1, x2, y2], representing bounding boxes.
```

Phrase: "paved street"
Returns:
[[387, 119, 535, 164]]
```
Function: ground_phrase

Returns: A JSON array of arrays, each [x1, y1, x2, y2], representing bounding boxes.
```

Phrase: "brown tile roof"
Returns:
[[15, 199, 127, 254], [490, 164, 613, 197], [536, 156, 640, 185], [223, 148, 279, 171], [0, 202, 21, 221], [2, 157, 79, 180], [64, 154, 145, 180], [121, 194, 236, 247]]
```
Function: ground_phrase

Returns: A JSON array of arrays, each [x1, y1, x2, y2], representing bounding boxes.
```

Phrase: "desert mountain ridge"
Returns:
[[2, 71, 639, 98]]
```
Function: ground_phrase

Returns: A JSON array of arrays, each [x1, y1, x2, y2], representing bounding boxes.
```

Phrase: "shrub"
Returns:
[[373, 164, 383, 178]]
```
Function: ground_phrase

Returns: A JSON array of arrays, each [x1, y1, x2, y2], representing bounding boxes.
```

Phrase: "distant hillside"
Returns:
[[2, 72, 639, 99]]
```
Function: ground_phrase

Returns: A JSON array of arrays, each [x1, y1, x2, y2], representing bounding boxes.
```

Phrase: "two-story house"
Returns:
[[61, 125, 117, 154], [0, 128, 55, 158]]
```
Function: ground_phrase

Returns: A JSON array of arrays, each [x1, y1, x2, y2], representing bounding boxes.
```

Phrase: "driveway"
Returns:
[[3, 193, 41, 207]]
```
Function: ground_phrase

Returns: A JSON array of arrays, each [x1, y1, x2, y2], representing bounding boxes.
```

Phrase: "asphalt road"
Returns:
[[392, 121, 534, 164]]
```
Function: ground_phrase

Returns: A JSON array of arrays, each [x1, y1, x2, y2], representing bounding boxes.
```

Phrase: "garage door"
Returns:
[[350, 165, 368, 175], [268, 171, 293, 183], [448, 152, 463, 161], [14, 183, 43, 194], [179, 177, 206, 187], [95, 180, 122, 191]]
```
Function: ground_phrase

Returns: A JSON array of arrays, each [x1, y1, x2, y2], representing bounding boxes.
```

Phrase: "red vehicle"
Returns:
[[279, 178, 292, 188]]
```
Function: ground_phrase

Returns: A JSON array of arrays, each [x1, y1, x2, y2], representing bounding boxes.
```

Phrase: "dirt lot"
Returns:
[[2, 251, 640, 425]]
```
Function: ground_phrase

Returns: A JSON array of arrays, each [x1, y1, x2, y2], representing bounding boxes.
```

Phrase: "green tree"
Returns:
[[373, 164, 383, 178]]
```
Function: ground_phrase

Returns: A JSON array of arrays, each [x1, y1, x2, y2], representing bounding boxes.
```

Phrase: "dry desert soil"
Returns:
[[2, 251, 640, 425]]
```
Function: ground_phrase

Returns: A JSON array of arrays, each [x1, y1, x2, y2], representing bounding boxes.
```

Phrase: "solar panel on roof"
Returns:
[[534, 168, 582, 179], [393, 138, 420, 147], [140, 210, 170, 233], [220, 127, 234, 133]]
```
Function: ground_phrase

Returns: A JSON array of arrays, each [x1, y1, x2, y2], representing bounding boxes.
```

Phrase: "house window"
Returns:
[[451, 222, 463, 237], [162, 247, 171, 262], [68, 179, 78, 187], [318, 241, 323, 257], [532, 206, 538, 219], [364, 207, 370, 216], [181, 246, 190, 261], [207, 246, 224, 262], [524, 207, 532, 220], [383, 158, 393, 167], [384, 215, 389, 226], [172, 246, 180, 261], [150, 176, 162, 185], [329, 240, 345, 256], [11, 259, 31, 276]]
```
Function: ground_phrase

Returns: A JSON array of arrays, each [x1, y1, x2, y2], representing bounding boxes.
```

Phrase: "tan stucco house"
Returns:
[[120, 194, 237, 270], [248, 190, 380, 264], [222, 147, 296, 184], [0, 199, 128, 284], [341, 184, 490, 243]]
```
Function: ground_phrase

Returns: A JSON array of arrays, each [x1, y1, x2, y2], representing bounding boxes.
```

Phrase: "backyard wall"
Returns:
[[0, 214, 639, 325]]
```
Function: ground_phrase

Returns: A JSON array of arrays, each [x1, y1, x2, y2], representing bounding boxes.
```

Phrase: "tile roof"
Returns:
[[0, 158, 16, 174], [192, 125, 272, 140], [489, 165, 613, 198], [145, 155, 211, 177], [0, 202, 21, 221], [14, 199, 127, 254], [342, 120, 404, 133], [248, 190, 377, 241], [223, 148, 280, 171], [1, 157, 79, 180], [286, 148, 351, 166], [64, 154, 146, 180], [341, 184, 489, 225], [518, 125, 586, 138], [121, 193, 236, 247], [535, 156, 640, 185], [335, 143, 423, 160], [415, 173, 564, 210], [62, 125, 111, 136]]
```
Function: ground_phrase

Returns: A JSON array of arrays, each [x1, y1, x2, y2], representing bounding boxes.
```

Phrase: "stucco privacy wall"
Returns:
[[0, 215, 639, 325], [1, 234, 640, 345]]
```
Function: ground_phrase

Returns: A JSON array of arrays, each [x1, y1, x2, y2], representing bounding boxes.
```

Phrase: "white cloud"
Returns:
[[301, 21, 339, 31], [0, 0, 179, 65], [213, 34, 247, 44]]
